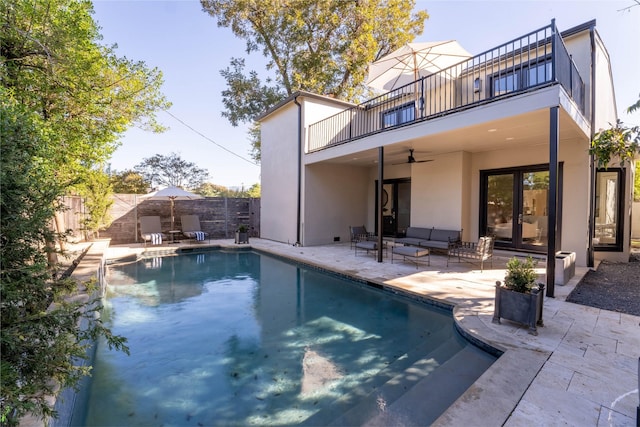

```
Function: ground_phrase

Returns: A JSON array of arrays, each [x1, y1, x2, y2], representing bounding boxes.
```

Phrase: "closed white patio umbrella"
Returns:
[[141, 186, 203, 231], [366, 41, 471, 91]]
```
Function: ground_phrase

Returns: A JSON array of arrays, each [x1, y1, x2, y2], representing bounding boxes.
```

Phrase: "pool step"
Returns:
[[301, 331, 462, 426], [325, 336, 467, 426], [341, 343, 496, 426]]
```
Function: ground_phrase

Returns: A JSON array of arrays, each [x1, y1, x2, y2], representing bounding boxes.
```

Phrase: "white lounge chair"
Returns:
[[140, 216, 167, 246], [181, 215, 209, 243]]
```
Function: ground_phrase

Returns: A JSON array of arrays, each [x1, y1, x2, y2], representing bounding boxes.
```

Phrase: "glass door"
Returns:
[[482, 165, 555, 251], [376, 178, 411, 237]]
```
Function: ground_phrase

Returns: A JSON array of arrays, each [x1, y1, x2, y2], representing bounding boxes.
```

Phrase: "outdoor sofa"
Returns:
[[394, 226, 462, 251]]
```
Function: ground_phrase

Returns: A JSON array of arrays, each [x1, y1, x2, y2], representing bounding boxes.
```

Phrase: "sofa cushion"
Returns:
[[430, 229, 461, 242], [422, 240, 451, 250], [395, 237, 424, 246], [405, 227, 432, 240]]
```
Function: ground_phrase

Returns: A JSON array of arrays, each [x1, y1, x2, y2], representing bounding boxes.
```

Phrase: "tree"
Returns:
[[110, 170, 150, 194], [246, 183, 261, 198], [194, 182, 228, 197], [1, 94, 129, 426], [589, 120, 640, 168], [75, 168, 114, 239], [1, 0, 167, 423], [134, 153, 209, 190], [628, 94, 640, 113], [201, 0, 428, 161]]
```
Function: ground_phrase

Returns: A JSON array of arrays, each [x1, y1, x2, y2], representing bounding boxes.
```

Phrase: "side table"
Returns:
[[169, 230, 181, 243]]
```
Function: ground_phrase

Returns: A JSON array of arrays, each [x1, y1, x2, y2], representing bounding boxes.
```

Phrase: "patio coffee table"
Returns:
[[391, 245, 430, 268]]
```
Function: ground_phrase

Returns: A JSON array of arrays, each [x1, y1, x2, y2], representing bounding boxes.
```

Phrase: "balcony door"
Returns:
[[481, 165, 561, 252], [376, 178, 411, 237]]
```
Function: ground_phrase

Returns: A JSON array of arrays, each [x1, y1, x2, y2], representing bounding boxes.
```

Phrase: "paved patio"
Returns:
[[102, 238, 639, 426]]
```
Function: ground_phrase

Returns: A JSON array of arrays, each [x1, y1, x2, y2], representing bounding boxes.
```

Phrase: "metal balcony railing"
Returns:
[[308, 21, 585, 153]]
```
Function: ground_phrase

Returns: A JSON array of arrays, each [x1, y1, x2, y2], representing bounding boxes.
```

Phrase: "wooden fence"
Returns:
[[61, 194, 260, 244]]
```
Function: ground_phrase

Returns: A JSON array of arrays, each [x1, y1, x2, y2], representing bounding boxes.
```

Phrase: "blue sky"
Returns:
[[92, 0, 639, 189]]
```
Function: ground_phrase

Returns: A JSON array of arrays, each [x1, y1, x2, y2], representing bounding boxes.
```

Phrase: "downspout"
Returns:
[[587, 25, 597, 267], [294, 96, 302, 246]]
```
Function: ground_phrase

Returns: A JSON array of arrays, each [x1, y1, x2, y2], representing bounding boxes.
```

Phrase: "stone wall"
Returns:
[[98, 194, 260, 244]]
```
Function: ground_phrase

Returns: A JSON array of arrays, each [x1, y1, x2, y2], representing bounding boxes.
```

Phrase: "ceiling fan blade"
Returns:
[[391, 149, 434, 164]]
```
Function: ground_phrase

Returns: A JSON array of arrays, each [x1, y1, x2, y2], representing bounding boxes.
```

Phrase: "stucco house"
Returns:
[[258, 19, 634, 294]]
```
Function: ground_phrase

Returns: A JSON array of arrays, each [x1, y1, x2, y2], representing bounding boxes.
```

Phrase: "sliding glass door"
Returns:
[[481, 165, 559, 251]]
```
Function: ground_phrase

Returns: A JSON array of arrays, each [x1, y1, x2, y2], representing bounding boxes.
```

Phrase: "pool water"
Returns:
[[72, 250, 495, 426]]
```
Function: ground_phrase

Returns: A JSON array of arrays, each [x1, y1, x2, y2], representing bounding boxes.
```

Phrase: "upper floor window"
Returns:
[[382, 102, 415, 128], [491, 58, 552, 97]]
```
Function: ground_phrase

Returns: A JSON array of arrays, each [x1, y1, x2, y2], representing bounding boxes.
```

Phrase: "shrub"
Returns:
[[503, 256, 538, 293]]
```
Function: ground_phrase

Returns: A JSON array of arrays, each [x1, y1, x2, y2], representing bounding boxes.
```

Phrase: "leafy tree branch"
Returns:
[[589, 120, 640, 168], [134, 152, 210, 190], [1, 0, 169, 423], [201, 0, 429, 161]]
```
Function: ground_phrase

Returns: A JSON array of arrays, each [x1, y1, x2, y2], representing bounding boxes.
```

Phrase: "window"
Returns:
[[526, 61, 552, 86], [493, 72, 519, 96], [382, 103, 415, 128], [594, 168, 624, 251], [491, 58, 552, 97]]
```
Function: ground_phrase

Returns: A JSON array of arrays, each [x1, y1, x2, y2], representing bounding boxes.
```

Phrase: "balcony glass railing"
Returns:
[[308, 21, 585, 153]]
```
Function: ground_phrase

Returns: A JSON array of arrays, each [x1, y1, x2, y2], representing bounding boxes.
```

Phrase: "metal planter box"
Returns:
[[235, 231, 249, 244], [492, 282, 545, 335]]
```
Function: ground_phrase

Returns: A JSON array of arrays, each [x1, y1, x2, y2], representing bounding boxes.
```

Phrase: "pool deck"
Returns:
[[66, 238, 639, 426]]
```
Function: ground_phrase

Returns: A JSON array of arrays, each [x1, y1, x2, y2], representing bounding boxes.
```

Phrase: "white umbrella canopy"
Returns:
[[141, 186, 203, 230], [366, 41, 472, 91]]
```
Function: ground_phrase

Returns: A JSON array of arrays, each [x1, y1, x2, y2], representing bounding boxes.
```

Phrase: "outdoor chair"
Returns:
[[355, 240, 387, 257], [349, 225, 376, 249], [447, 236, 495, 272], [140, 216, 167, 246], [181, 215, 209, 243]]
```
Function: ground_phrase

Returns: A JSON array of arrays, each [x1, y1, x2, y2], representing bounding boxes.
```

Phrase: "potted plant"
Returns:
[[492, 256, 545, 335], [235, 225, 249, 244]]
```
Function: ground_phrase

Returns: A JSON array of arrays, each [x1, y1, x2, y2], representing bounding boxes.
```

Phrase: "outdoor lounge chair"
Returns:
[[447, 236, 495, 272], [349, 225, 376, 249], [140, 216, 167, 246], [181, 215, 209, 243]]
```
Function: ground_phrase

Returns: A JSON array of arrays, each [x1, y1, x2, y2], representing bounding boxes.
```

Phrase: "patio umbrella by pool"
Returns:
[[365, 41, 471, 91], [141, 186, 203, 231]]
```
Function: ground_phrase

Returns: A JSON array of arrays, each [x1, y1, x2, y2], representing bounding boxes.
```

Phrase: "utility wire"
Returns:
[[163, 109, 259, 167]]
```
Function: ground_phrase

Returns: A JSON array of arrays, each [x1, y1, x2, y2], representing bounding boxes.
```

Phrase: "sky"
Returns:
[[92, 0, 640, 189]]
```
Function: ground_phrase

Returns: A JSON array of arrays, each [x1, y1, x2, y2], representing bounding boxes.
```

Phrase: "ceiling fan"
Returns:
[[393, 149, 433, 165]]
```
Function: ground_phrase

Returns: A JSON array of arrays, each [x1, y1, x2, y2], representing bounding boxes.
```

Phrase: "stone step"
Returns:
[[300, 325, 456, 426], [364, 343, 497, 426], [326, 335, 466, 426]]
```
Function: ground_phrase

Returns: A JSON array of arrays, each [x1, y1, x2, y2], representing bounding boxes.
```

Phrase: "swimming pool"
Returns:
[[71, 249, 496, 426]]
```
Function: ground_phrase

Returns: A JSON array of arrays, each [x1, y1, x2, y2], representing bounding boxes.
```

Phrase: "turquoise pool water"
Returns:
[[72, 249, 495, 426]]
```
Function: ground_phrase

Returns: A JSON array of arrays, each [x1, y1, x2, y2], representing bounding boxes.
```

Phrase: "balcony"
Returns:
[[308, 22, 585, 153]]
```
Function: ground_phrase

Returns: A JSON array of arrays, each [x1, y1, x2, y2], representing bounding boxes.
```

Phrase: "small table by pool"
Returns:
[[391, 245, 430, 268], [168, 230, 181, 243]]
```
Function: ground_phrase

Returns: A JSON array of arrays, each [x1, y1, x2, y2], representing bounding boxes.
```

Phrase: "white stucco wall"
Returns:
[[592, 31, 618, 131], [411, 152, 466, 232], [563, 28, 593, 119], [260, 93, 354, 245], [633, 201, 640, 239], [303, 163, 371, 245], [260, 102, 300, 244]]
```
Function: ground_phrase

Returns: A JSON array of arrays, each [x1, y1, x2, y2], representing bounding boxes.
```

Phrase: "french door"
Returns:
[[375, 178, 411, 237], [480, 164, 561, 252]]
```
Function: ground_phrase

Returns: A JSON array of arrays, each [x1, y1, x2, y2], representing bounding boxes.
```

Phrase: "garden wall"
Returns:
[[62, 194, 260, 244]]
